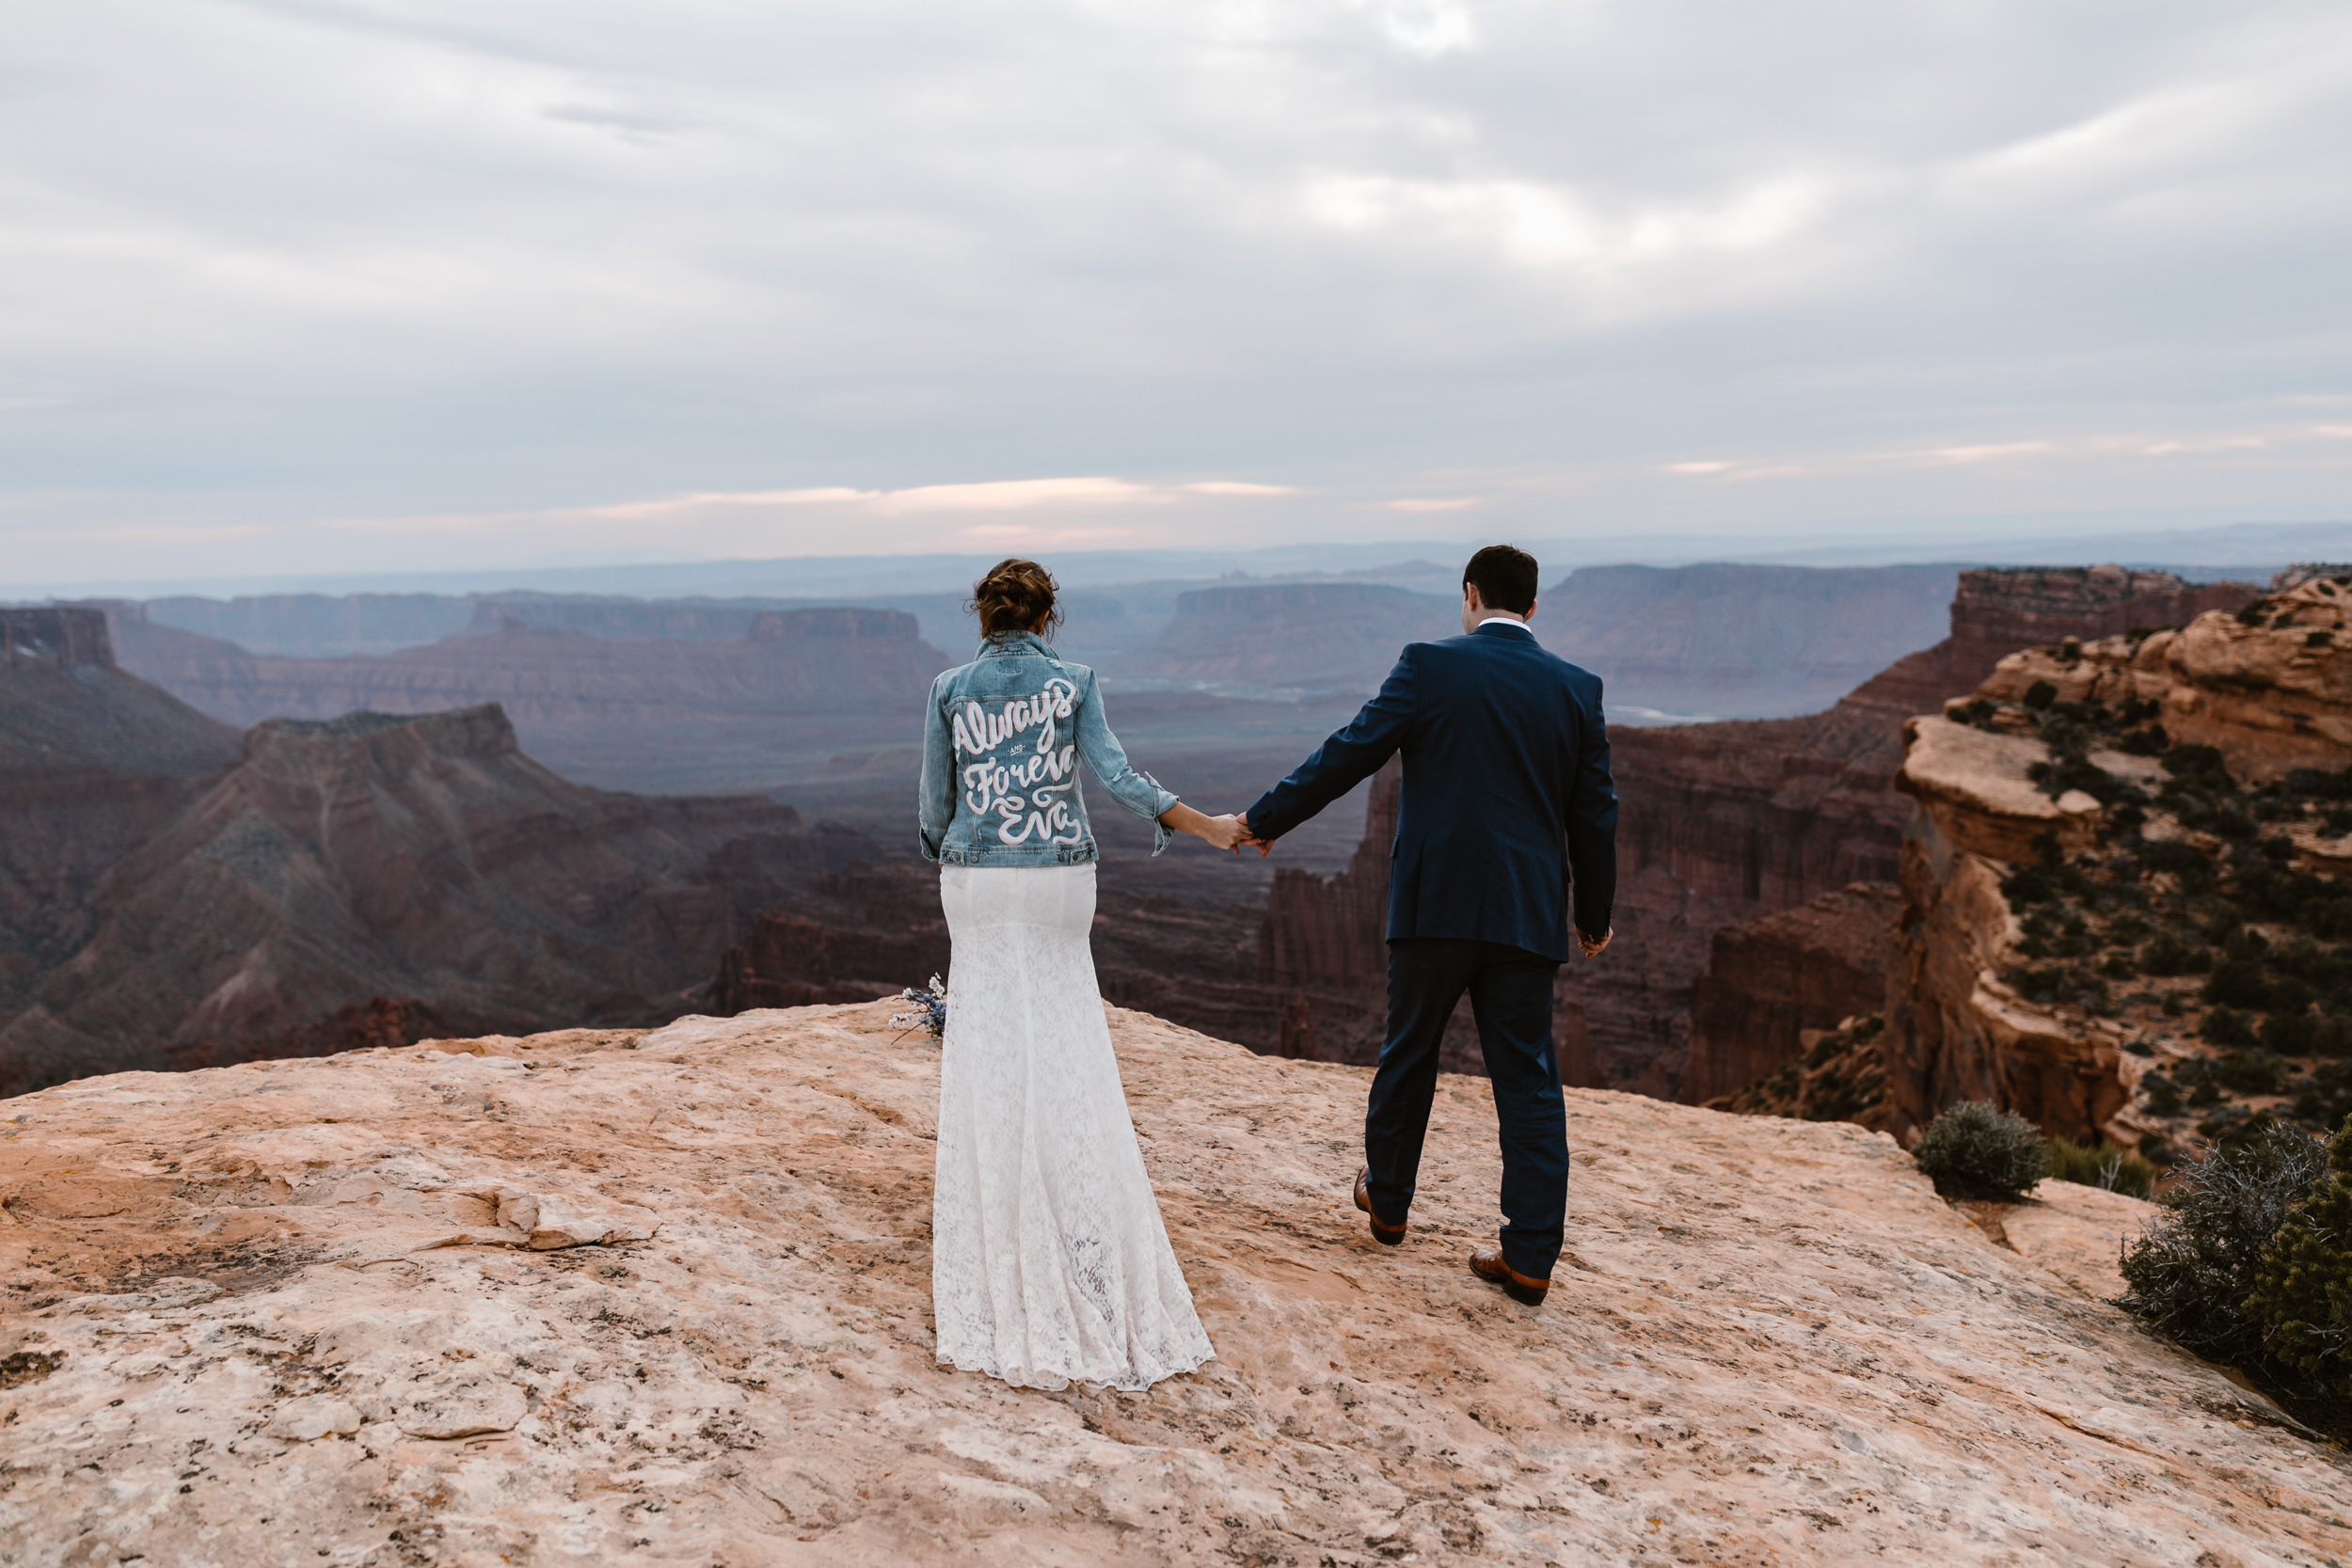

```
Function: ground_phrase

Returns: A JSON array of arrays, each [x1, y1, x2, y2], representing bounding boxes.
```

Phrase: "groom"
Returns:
[[1238, 545, 1617, 1307]]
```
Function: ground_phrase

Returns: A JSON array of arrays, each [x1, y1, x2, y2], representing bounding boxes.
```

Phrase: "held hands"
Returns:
[[1152, 802, 1275, 856], [1158, 801, 1262, 855], [1236, 813, 1272, 859], [1194, 813, 1250, 854]]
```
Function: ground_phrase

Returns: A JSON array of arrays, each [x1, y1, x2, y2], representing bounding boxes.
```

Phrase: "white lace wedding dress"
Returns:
[[931, 863, 1215, 1391]]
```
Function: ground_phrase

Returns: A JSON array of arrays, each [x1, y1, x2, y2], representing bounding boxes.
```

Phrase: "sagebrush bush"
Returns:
[[2117, 1124, 2328, 1367], [1913, 1101, 2049, 1201], [2044, 1139, 2157, 1199]]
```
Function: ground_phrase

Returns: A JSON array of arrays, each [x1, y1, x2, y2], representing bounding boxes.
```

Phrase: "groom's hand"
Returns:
[[1577, 926, 1613, 958], [1236, 813, 1274, 859]]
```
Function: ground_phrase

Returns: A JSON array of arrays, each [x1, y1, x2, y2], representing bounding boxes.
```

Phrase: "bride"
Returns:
[[917, 557, 1246, 1391]]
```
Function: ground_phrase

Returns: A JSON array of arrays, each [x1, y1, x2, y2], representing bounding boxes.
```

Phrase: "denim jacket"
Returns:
[[919, 631, 1178, 866]]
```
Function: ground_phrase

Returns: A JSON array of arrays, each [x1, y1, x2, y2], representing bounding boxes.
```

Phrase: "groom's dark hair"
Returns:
[[1464, 545, 1539, 616]]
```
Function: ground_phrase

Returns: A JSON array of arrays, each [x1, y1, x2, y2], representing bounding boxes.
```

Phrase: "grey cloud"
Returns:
[[2, 0, 2349, 588]]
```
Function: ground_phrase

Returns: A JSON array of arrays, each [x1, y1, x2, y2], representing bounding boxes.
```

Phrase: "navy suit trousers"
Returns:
[[1362, 938, 1568, 1280]]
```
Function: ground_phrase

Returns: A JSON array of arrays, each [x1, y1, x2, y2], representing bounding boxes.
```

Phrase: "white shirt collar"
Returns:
[[1476, 615, 1534, 635]]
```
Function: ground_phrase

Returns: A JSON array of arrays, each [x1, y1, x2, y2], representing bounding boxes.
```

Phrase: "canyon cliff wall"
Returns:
[[1882, 571, 2352, 1147], [1838, 565, 2258, 722], [1680, 882, 1901, 1104], [0, 702, 816, 1098], [0, 609, 243, 1037]]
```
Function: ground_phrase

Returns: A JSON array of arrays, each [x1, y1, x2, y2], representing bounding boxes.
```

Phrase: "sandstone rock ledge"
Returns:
[[3, 1004, 2347, 1566]]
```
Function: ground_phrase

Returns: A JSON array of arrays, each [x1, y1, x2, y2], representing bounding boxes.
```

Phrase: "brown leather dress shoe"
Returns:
[[1354, 1167, 1406, 1246], [1470, 1244, 1550, 1306]]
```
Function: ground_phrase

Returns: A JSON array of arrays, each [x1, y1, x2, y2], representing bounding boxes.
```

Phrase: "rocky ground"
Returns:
[[5, 1000, 2349, 1566]]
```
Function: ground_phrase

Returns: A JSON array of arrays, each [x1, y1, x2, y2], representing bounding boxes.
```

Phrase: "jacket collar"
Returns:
[[977, 630, 1057, 659], [1472, 619, 1535, 640]]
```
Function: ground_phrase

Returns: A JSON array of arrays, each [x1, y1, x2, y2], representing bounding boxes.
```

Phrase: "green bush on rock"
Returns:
[[2249, 1120, 2352, 1395], [1913, 1101, 2049, 1201], [2044, 1139, 2157, 1199]]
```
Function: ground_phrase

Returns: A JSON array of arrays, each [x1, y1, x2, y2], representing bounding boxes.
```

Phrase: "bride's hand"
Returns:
[[1194, 813, 1249, 854]]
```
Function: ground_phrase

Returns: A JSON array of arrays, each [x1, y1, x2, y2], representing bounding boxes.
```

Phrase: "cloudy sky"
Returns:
[[6, 0, 2351, 589]]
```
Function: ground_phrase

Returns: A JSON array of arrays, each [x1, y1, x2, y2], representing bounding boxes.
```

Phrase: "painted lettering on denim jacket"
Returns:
[[955, 679, 1083, 846]]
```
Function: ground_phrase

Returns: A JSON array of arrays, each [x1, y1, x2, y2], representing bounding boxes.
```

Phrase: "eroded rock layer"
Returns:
[[2, 1000, 2337, 1566], [0, 705, 812, 1097], [0, 610, 244, 1043], [1681, 883, 1901, 1105], [1882, 574, 2352, 1148]]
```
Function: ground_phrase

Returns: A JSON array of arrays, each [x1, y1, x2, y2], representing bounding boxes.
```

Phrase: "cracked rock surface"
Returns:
[[4, 1000, 2349, 1564]]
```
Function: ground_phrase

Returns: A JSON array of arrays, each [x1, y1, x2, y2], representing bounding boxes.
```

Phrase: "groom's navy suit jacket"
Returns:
[[1243, 621, 1616, 965]]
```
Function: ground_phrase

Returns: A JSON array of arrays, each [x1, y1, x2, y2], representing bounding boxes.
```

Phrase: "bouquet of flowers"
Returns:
[[890, 974, 947, 1042]]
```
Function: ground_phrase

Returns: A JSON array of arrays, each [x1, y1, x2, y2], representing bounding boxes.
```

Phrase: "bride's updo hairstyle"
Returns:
[[970, 558, 1062, 639]]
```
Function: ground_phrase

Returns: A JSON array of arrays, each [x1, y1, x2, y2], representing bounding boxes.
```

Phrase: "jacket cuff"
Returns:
[[1152, 819, 1174, 856]]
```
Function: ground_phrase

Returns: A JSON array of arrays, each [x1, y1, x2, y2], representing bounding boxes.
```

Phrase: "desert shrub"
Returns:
[[2045, 1139, 2157, 1199], [2215, 1050, 2290, 1096], [2101, 953, 2137, 980], [2164, 742, 2234, 789], [2273, 940, 2352, 990], [2137, 839, 2218, 893], [2021, 910, 2091, 958], [2023, 679, 2058, 711], [2142, 1072, 2185, 1117], [2294, 1064, 2352, 1130], [2002, 864, 2058, 905], [2117, 1122, 2328, 1366], [2119, 725, 2169, 756], [2138, 930, 2210, 976], [2236, 601, 2273, 627], [2249, 1120, 2352, 1395], [2029, 754, 2139, 806], [2205, 958, 2273, 1009], [2265, 1008, 2320, 1056], [2235, 861, 2352, 938], [2205, 806, 2259, 842], [1913, 1101, 2050, 1201], [1946, 698, 1998, 727], [2202, 1006, 2259, 1048], [2290, 767, 2352, 803], [2319, 1013, 2352, 1058]]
